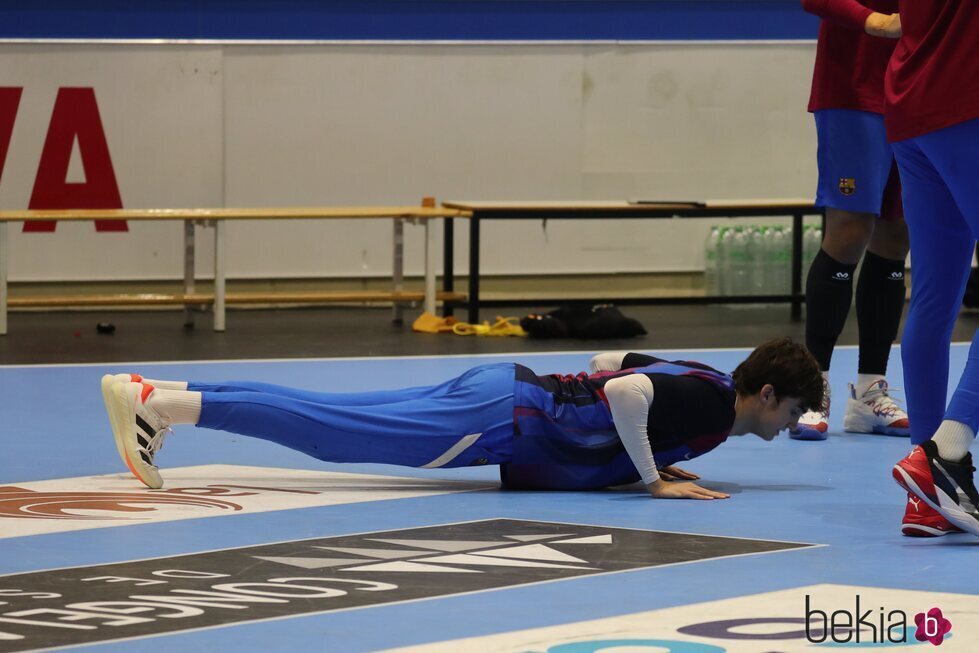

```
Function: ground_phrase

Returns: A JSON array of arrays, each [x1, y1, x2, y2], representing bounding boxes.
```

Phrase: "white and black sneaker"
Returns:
[[102, 380, 171, 489], [893, 440, 979, 537]]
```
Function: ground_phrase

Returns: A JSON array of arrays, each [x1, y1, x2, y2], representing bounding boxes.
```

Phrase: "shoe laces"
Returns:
[[145, 426, 172, 461], [818, 378, 831, 414], [861, 382, 906, 418]]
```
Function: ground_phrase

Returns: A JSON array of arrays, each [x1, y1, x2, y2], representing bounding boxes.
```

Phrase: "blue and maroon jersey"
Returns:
[[501, 353, 737, 490]]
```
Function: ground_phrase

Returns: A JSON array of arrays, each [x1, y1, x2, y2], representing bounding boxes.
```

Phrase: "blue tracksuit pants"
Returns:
[[894, 117, 979, 443], [189, 363, 516, 468]]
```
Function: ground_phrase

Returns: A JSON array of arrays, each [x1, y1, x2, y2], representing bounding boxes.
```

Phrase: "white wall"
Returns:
[[0, 45, 223, 281], [0, 42, 818, 282]]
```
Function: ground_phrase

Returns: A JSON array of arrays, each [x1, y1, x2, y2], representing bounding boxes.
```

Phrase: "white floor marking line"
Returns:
[[553, 534, 614, 544], [252, 556, 360, 569], [368, 539, 505, 552], [0, 465, 495, 539], [340, 561, 482, 574], [473, 543, 588, 563], [314, 546, 435, 559], [410, 553, 596, 570]]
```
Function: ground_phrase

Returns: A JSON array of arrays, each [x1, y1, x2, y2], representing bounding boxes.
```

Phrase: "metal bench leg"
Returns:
[[424, 218, 436, 316], [392, 217, 404, 324], [0, 222, 6, 336], [183, 220, 195, 329], [213, 220, 226, 332]]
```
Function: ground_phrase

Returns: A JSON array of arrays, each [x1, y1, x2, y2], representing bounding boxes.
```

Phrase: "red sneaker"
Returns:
[[893, 441, 979, 537], [901, 492, 963, 537]]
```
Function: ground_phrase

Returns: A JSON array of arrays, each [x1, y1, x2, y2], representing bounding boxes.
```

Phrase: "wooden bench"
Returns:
[[0, 206, 470, 335]]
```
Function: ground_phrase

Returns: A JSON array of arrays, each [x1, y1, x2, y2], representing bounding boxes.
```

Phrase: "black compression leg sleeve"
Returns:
[[805, 248, 857, 371], [856, 250, 907, 375]]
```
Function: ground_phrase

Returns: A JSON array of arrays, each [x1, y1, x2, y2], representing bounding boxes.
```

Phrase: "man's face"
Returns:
[[755, 388, 805, 441]]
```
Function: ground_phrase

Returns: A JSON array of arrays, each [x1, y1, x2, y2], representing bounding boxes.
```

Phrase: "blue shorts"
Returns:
[[814, 109, 901, 218]]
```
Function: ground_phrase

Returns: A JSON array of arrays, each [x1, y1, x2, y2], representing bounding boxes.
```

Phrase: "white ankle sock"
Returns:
[[143, 379, 189, 391], [856, 373, 883, 395], [932, 420, 975, 461], [147, 389, 202, 425]]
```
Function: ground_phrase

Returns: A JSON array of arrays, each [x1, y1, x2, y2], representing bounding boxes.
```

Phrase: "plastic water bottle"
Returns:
[[771, 226, 791, 294], [747, 227, 766, 296], [704, 226, 722, 295], [730, 227, 750, 296], [718, 227, 736, 295], [760, 227, 777, 295]]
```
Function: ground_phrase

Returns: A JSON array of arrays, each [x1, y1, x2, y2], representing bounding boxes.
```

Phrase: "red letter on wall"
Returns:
[[0, 87, 23, 186], [25, 87, 126, 233]]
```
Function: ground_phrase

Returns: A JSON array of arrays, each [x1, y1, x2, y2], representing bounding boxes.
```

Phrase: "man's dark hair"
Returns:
[[732, 338, 824, 411]]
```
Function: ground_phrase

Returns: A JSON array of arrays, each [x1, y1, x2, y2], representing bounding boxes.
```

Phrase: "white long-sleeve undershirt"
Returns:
[[604, 374, 659, 485], [589, 352, 628, 373]]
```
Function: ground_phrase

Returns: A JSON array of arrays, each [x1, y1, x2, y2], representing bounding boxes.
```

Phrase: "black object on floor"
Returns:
[[521, 304, 647, 339]]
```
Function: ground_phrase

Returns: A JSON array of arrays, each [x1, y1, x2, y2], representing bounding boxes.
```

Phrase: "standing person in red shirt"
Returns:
[[889, 1, 979, 538], [793, 0, 913, 453]]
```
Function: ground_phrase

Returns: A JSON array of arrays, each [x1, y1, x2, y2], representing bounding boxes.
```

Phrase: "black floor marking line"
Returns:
[[0, 519, 816, 652]]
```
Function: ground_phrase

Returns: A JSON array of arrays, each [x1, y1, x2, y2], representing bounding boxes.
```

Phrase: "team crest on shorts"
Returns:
[[839, 177, 856, 196]]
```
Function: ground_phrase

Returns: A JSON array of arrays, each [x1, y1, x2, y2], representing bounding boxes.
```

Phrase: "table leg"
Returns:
[[442, 217, 454, 317], [791, 212, 804, 321], [468, 216, 480, 324]]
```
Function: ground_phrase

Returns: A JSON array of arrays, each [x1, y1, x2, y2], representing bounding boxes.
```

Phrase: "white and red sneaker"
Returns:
[[902, 492, 963, 537], [791, 380, 830, 441], [103, 373, 144, 386], [843, 379, 910, 436], [101, 379, 170, 489]]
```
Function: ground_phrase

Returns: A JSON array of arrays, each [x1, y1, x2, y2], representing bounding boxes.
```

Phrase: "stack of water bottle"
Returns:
[[704, 224, 822, 296]]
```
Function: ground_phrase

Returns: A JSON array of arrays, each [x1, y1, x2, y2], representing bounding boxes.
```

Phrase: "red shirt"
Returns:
[[885, 1, 979, 142], [804, 0, 898, 114]]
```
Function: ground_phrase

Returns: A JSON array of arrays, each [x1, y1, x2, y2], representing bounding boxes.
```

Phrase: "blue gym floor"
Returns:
[[1, 345, 977, 652]]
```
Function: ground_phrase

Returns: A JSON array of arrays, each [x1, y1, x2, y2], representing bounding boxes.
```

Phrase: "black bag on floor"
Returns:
[[520, 303, 647, 339]]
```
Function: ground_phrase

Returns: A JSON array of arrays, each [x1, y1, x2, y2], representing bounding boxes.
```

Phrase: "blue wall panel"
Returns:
[[0, 1, 818, 41]]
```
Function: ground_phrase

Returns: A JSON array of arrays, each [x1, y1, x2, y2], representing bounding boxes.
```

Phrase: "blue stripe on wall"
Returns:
[[0, 1, 818, 41]]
